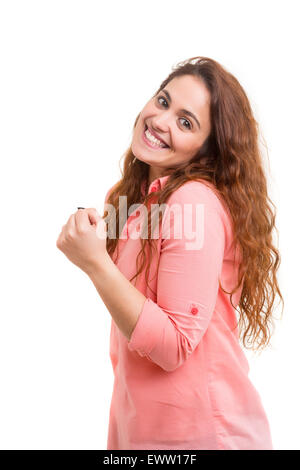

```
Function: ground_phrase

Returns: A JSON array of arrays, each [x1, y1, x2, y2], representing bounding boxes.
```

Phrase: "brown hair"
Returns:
[[103, 56, 284, 352]]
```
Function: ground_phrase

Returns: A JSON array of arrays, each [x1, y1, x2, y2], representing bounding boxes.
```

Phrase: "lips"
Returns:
[[145, 124, 170, 148]]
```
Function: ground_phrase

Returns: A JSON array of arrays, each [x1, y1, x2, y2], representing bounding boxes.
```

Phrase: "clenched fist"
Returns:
[[56, 207, 108, 276]]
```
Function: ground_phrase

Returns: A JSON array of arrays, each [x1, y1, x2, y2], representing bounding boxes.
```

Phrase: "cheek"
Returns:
[[174, 134, 190, 151], [174, 137, 198, 158], [137, 109, 149, 127], [134, 112, 147, 136]]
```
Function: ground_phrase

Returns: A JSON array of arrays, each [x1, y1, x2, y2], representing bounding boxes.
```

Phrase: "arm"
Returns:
[[87, 185, 147, 341], [90, 182, 226, 371], [88, 253, 147, 341]]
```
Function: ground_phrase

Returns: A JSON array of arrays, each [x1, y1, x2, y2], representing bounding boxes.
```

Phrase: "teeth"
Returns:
[[145, 128, 166, 147]]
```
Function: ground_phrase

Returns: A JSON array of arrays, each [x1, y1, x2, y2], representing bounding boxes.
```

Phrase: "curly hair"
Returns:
[[103, 56, 284, 352]]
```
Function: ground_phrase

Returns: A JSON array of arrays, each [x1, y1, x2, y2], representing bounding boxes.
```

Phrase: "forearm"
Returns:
[[87, 253, 147, 341]]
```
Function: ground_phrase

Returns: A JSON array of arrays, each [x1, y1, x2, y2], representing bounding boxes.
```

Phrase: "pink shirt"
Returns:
[[105, 175, 273, 450]]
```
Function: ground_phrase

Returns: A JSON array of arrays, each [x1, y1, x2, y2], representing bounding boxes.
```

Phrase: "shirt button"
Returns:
[[136, 210, 140, 216], [191, 307, 198, 315]]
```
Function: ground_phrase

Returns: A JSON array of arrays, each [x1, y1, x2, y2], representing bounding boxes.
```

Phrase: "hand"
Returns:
[[56, 208, 108, 275]]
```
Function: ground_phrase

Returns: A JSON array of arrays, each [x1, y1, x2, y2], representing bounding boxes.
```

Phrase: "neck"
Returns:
[[148, 166, 162, 187]]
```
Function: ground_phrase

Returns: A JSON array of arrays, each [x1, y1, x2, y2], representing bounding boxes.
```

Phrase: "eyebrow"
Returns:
[[161, 89, 201, 129]]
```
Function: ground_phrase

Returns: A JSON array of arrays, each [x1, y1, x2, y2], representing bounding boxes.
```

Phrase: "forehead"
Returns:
[[165, 75, 211, 113]]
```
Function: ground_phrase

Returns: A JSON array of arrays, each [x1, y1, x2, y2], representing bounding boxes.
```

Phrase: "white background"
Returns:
[[0, 0, 299, 450]]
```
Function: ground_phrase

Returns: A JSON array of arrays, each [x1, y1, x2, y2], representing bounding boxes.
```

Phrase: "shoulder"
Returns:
[[163, 179, 234, 249], [167, 179, 225, 214]]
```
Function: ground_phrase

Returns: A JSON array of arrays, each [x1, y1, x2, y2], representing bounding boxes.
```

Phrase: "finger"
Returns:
[[75, 208, 90, 232], [56, 223, 67, 248], [65, 213, 76, 237], [86, 208, 101, 226]]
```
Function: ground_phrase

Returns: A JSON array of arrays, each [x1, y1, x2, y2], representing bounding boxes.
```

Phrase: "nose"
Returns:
[[151, 113, 170, 133]]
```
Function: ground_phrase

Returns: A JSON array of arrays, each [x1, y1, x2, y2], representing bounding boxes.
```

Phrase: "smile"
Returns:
[[142, 125, 170, 150]]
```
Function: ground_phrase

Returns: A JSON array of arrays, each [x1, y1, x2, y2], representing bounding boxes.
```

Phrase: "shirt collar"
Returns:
[[141, 175, 170, 197]]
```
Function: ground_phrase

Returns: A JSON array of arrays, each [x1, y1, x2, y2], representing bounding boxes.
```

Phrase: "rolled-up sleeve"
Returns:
[[127, 182, 226, 371]]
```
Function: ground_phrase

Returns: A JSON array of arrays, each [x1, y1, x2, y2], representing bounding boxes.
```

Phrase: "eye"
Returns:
[[179, 118, 192, 130], [157, 96, 168, 107], [156, 96, 192, 130]]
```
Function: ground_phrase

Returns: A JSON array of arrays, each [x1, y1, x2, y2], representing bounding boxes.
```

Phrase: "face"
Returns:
[[131, 74, 212, 181]]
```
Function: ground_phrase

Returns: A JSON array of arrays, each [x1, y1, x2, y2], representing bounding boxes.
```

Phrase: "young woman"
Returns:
[[56, 56, 283, 450]]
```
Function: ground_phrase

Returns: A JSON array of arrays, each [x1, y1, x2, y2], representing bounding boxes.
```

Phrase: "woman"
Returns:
[[56, 56, 283, 450]]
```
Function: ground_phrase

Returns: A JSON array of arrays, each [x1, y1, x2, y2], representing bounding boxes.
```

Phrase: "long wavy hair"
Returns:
[[103, 56, 284, 352]]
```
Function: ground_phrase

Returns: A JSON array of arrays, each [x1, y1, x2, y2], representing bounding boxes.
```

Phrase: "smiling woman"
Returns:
[[101, 57, 284, 450], [62, 56, 283, 451], [131, 74, 211, 184]]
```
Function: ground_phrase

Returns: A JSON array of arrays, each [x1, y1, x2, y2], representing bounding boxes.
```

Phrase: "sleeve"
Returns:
[[127, 182, 226, 372]]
